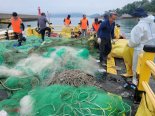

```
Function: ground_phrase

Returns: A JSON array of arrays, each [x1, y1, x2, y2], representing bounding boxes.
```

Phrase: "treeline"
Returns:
[[112, 0, 155, 16]]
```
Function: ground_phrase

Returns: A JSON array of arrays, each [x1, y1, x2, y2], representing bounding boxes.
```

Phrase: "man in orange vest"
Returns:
[[64, 15, 71, 26], [7, 12, 26, 46], [80, 15, 89, 37], [92, 18, 100, 33]]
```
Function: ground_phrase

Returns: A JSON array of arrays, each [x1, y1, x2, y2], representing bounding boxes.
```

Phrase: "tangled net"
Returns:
[[19, 85, 131, 116], [50, 70, 101, 87], [0, 36, 132, 115]]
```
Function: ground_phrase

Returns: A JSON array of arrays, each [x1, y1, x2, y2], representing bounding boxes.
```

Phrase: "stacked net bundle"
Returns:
[[11, 46, 99, 83], [18, 85, 131, 116], [50, 70, 102, 88], [0, 46, 98, 83]]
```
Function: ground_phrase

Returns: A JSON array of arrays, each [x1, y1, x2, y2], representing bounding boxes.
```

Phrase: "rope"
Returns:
[[0, 80, 22, 91]]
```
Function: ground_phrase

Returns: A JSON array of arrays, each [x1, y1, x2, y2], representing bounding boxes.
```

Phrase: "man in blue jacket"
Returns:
[[98, 12, 117, 72]]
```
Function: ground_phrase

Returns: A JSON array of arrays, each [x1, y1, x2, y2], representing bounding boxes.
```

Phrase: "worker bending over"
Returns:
[[7, 12, 26, 46]]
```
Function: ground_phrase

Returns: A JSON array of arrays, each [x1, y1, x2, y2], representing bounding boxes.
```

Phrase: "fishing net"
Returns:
[[19, 85, 131, 116], [0, 36, 132, 115]]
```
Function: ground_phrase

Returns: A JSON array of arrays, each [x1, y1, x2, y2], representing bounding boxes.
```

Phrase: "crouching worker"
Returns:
[[124, 8, 155, 85], [37, 13, 51, 42], [7, 12, 26, 46]]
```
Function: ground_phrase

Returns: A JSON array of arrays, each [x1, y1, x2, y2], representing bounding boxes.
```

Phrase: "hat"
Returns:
[[103, 13, 109, 20], [109, 12, 117, 16], [68, 15, 71, 18], [41, 13, 46, 16], [132, 8, 148, 18], [95, 18, 98, 22], [12, 12, 18, 17], [83, 14, 86, 17]]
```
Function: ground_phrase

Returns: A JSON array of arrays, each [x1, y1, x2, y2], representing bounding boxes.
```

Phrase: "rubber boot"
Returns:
[[122, 44, 134, 77], [18, 42, 22, 46]]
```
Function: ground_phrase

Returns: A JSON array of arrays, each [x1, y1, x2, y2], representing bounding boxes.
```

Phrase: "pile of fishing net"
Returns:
[[0, 40, 16, 65], [0, 34, 98, 66], [0, 85, 131, 116], [50, 70, 102, 87], [0, 47, 98, 85], [0, 36, 132, 115], [0, 46, 99, 90]]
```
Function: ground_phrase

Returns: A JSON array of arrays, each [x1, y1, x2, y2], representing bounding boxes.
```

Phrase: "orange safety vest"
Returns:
[[92, 22, 100, 32], [81, 18, 88, 30], [64, 18, 71, 25], [11, 17, 22, 33]]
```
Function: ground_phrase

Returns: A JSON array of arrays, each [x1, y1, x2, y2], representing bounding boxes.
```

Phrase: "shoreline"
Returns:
[[0, 13, 38, 24]]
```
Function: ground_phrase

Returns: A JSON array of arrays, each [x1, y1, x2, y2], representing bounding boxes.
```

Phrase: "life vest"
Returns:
[[81, 18, 88, 29], [92, 22, 100, 32], [64, 18, 71, 25], [11, 17, 22, 33]]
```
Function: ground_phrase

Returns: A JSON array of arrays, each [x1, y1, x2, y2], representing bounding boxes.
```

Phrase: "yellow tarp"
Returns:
[[26, 27, 33, 36], [114, 26, 120, 39], [110, 39, 128, 58], [60, 26, 72, 38], [136, 93, 155, 116], [110, 39, 134, 76]]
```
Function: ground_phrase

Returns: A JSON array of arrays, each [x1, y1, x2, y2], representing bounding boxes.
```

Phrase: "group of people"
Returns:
[[96, 9, 155, 86], [7, 9, 155, 86]]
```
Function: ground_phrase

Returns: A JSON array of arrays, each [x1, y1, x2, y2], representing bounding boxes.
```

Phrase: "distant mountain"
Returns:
[[50, 13, 84, 18], [89, 13, 101, 18]]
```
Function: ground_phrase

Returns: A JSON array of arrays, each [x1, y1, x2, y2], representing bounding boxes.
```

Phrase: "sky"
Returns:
[[0, 0, 143, 15]]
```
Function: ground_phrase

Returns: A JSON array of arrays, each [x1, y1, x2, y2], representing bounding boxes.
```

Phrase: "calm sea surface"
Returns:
[[0, 17, 138, 38]]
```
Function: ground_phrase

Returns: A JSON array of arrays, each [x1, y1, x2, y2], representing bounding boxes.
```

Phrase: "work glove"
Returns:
[[111, 39, 115, 44], [97, 38, 101, 44], [6, 28, 9, 32], [22, 31, 26, 37]]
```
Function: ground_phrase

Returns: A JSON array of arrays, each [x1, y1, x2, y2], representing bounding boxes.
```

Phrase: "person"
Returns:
[[97, 12, 117, 73], [37, 12, 51, 42], [64, 15, 71, 26], [114, 24, 125, 39], [127, 8, 155, 85], [7, 12, 26, 46], [80, 15, 89, 37], [73, 23, 82, 38], [92, 18, 100, 33]]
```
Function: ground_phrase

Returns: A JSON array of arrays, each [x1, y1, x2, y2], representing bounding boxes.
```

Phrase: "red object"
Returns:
[[38, 7, 41, 16], [92, 22, 100, 32], [11, 17, 22, 33], [64, 18, 71, 26], [51, 33, 59, 37], [80, 18, 88, 30]]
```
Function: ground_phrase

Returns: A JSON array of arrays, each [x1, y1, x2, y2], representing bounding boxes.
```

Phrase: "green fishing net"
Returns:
[[0, 36, 131, 115]]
